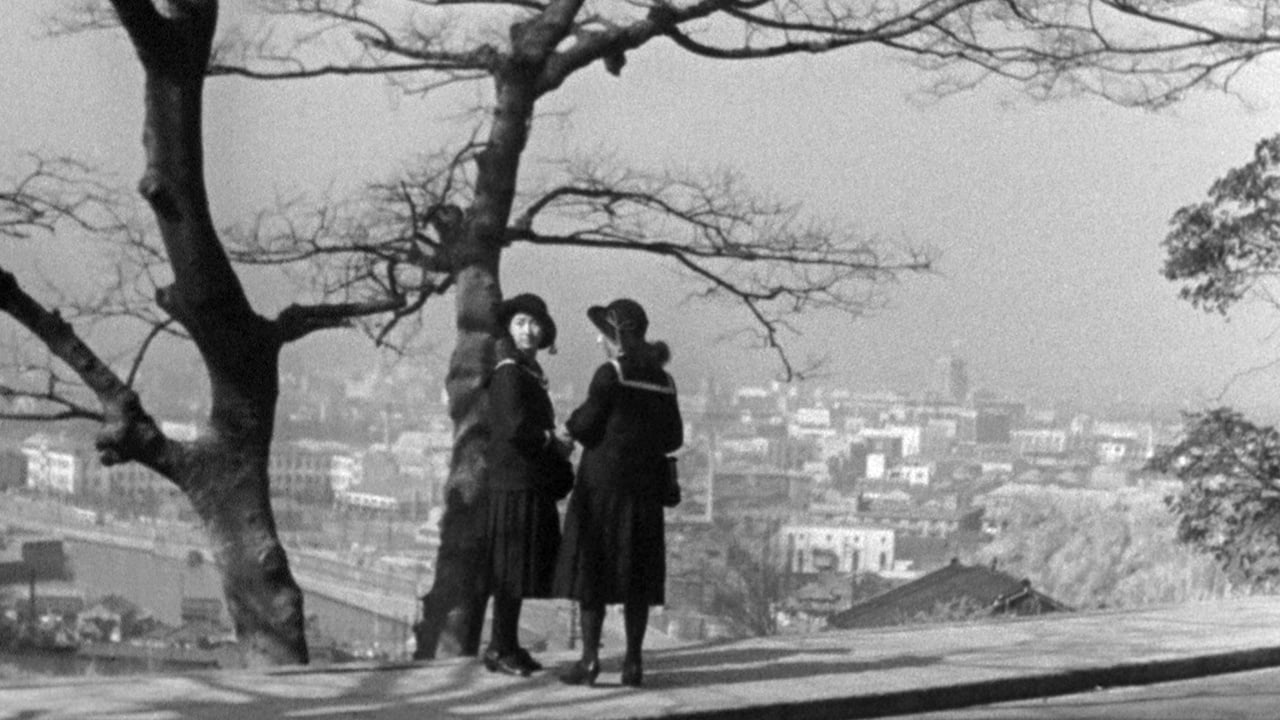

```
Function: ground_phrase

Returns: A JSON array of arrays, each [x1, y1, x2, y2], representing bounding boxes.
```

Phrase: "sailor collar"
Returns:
[[495, 356, 548, 389], [608, 358, 675, 395]]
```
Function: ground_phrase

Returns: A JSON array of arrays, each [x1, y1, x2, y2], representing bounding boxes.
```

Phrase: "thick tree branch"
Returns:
[[274, 296, 409, 343], [0, 265, 177, 473]]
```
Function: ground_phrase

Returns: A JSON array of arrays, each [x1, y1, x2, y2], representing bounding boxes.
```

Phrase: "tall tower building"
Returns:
[[938, 355, 970, 405]]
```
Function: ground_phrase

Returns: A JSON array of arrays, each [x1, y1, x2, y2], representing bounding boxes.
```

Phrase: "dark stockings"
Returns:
[[579, 603, 605, 663], [624, 601, 648, 662], [490, 592, 523, 653]]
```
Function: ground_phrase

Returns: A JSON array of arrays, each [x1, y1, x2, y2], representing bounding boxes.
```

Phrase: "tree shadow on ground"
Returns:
[[13, 643, 943, 718], [27, 657, 685, 719]]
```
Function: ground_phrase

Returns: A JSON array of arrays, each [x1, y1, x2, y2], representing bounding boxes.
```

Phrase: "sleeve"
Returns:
[[660, 382, 684, 455], [489, 366, 551, 457], [566, 363, 618, 448]]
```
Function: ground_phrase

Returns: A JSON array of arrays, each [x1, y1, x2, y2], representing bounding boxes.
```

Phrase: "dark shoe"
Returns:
[[513, 647, 543, 673], [559, 658, 601, 686], [621, 657, 643, 688], [483, 648, 531, 677]]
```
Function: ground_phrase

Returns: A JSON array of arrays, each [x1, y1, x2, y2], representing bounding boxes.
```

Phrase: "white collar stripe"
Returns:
[[609, 359, 675, 395], [495, 358, 547, 387]]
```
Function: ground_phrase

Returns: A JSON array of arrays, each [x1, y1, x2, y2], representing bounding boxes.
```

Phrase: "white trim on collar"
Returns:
[[608, 359, 675, 395], [495, 358, 548, 388]]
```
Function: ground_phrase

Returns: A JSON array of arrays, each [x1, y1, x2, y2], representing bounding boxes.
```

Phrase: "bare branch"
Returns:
[[220, 152, 474, 348], [1, 155, 127, 239], [0, 380, 103, 423], [511, 161, 932, 379], [125, 318, 177, 387]]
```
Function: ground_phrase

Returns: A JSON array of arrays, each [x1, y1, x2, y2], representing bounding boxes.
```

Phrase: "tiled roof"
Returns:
[[826, 561, 1068, 629]]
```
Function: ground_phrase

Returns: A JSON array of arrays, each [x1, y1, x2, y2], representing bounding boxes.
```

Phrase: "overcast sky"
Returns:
[[6, 1, 1280, 419]]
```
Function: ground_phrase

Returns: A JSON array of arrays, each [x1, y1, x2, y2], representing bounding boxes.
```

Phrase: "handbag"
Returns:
[[661, 456, 681, 508], [543, 452, 575, 501]]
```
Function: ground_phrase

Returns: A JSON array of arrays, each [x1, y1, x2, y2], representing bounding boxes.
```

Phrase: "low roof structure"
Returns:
[[826, 559, 1069, 629]]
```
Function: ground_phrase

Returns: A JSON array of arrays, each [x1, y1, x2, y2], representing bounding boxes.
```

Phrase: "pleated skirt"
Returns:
[[553, 482, 666, 607], [482, 488, 562, 599]]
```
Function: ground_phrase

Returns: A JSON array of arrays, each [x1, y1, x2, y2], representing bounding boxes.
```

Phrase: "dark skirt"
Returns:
[[553, 482, 666, 607], [482, 488, 561, 599]]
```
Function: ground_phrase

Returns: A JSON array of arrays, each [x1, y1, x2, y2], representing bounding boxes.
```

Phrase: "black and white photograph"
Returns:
[[5, 0, 1280, 716]]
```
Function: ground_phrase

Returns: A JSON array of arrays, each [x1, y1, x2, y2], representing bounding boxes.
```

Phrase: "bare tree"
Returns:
[[0, 3, 433, 664], [215, 120, 931, 658], [192, 0, 1280, 659]]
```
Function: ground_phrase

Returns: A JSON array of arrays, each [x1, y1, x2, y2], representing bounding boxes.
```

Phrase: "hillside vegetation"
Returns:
[[973, 485, 1237, 610]]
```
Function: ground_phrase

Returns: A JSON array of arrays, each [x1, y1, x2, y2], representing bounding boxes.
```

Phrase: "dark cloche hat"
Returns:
[[587, 298, 649, 341], [495, 293, 557, 350]]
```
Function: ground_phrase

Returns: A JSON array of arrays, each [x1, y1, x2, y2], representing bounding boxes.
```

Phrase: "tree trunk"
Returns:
[[415, 260, 502, 658], [415, 72, 535, 659], [106, 0, 308, 665], [183, 440, 308, 666], [176, 338, 308, 666]]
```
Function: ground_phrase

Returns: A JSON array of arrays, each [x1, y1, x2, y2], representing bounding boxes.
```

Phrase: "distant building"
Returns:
[[711, 468, 810, 519], [859, 426, 921, 459], [920, 419, 957, 457], [790, 407, 836, 439], [84, 456, 172, 498], [780, 522, 895, 574], [1011, 428, 1069, 456], [1095, 438, 1141, 465], [888, 462, 933, 487], [271, 440, 348, 504], [21, 434, 85, 495], [329, 453, 363, 494], [388, 426, 453, 506], [862, 506, 959, 538], [974, 410, 1013, 445]]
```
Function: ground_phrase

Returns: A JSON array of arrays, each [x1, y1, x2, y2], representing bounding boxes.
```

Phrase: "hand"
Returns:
[[554, 429, 575, 458]]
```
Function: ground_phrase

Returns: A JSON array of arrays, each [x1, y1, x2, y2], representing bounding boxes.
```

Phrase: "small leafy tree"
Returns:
[[1148, 408, 1280, 589], [1157, 135, 1280, 589], [1164, 134, 1280, 315]]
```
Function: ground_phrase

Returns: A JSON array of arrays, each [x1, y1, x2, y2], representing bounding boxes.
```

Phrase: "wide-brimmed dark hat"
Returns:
[[495, 293, 557, 350], [587, 298, 649, 341]]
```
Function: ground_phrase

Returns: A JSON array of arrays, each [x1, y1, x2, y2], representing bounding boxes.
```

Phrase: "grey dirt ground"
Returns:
[[5, 596, 1280, 720]]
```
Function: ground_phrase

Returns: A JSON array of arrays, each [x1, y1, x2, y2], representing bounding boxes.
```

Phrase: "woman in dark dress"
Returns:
[[555, 298, 683, 687], [482, 293, 574, 676]]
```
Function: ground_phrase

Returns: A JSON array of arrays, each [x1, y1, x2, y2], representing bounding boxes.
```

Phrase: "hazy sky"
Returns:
[[6, 1, 1280, 418]]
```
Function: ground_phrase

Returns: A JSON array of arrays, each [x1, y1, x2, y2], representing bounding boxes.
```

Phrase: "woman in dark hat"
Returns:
[[481, 292, 573, 676], [555, 298, 684, 687]]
